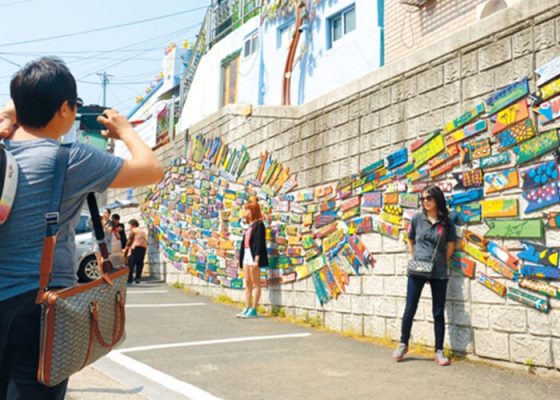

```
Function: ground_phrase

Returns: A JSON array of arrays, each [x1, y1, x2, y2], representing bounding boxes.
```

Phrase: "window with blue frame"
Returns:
[[328, 4, 356, 49], [277, 20, 295, 49]]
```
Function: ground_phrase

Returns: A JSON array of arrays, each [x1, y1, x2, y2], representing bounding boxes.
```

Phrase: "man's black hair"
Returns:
[[10, 57, 77, 128], [111, 214, 121, 221], [128, 219, 139, 227]]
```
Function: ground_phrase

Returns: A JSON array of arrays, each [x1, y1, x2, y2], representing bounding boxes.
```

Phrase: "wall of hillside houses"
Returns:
[[108, 0, 560, 370]]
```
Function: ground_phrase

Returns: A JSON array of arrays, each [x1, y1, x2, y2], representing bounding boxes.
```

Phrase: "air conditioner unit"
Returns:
[[399, 0, 430, 7], [477, 0, 509, 20]]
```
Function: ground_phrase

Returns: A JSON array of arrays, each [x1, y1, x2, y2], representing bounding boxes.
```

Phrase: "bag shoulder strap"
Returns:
[[430, 223, 445, 263], [36, 143, 71, 303]]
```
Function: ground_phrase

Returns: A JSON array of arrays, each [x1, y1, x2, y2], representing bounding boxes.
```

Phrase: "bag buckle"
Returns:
[[45, 212, 60, 225]]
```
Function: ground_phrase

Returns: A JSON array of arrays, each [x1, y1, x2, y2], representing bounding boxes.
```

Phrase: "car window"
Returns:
[[75, 215, 92, 235]]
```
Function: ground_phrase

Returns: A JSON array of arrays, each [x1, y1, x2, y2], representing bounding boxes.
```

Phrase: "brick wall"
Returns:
[[110, 0, 560, 369]]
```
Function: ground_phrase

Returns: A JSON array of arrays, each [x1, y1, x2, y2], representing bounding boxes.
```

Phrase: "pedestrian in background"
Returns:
[[109, 213, 127, 266], [0, 57, 163, 399], [126, 219, 147, 284], [237, 200, 268, 319], [393, 185, 457, 366]]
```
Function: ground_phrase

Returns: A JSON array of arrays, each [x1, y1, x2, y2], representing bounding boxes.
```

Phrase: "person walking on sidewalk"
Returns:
[[126, 219, 148, 284], [393, 185, 457, 366], [109, 213, 127, 266], [237, 200, 268, 319], [0, 57, 163, 399]]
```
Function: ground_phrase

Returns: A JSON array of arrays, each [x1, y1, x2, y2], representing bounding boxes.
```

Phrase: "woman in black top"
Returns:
[[237, 201, 268, 319], [393, 185, 457, 366]]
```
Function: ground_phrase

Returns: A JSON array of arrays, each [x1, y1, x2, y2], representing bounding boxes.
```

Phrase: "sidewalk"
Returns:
[[66, 366, 147, 400]]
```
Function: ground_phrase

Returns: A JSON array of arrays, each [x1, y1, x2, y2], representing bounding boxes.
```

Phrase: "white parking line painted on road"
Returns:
[[126, 303, 206, 308], [127, 290, 169, 294], [107, 352, 222, 400], [119, 332, 312, 353]]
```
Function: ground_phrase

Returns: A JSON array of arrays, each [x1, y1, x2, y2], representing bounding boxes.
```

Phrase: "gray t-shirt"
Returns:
[[408, 212, 457, 279], [0, 139, 123, 301]]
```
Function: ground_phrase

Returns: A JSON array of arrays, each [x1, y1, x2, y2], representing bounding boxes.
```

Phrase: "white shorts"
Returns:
[[243, 249, 255, 267]]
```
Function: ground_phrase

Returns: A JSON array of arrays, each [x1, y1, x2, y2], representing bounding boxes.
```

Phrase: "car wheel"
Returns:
[[78, 254, 100, 282]]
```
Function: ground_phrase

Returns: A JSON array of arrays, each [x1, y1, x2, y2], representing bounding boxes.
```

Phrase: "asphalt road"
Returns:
[[80, 282, 560, 400]]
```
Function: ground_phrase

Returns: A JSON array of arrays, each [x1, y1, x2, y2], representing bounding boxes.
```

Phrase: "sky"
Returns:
[[0, 0, 211, 116]]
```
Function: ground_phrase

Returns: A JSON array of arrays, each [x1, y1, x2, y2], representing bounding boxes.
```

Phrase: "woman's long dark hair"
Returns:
[[422, 184, 449, 224]]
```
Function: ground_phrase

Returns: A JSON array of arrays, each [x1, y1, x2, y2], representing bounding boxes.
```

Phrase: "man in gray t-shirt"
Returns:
[[0, 57, 163, 399]]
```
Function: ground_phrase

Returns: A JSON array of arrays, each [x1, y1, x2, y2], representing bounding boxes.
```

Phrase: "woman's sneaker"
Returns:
[[236, 308, 249, 318], [242, 308, 258, 318], [392, 343, 408, 361], [435, 350, 450, 366]]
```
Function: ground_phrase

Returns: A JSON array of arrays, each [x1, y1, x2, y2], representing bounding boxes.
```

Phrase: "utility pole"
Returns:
[[95, 72, 113, 106]]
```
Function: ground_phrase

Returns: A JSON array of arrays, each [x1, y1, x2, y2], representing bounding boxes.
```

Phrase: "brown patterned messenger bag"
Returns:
[[35, 144, 129, 386]]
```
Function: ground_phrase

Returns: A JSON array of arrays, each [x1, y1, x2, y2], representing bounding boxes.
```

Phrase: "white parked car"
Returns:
[[75, 199, 139, 282]]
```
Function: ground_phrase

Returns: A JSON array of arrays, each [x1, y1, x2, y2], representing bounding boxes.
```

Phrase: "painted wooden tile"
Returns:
[[464, 229, 488, 250], [399, 193, 420, 209], [518, 241, 559, 268], [520, 160, 559, 190], [490, 99, 529, 135], [396, 162, 415, 179], [545, 212, 560, 229], [428, 145, 460, 170], [484, 168, 519, 194], [340, 196, 361, 212], [487, 241, 519, 271], [536, 56, 560, 86], [519, 278, 560, 300], [536, 95, 560, 126], [407, 166, 430, 182], [477, 272, 507, 297], [523, 181, 560, 213], [485, 219, 544, 239], [382, 212, 402, 226], [412, 132, 445, 168], [507, 286, 549, 313], [445, 119, 488, 147], [450, 252, 476, 278], [485, 77, 529, 115], [496, 119, 536, 151], [448, 188, 484, 207], [362, 192, 383, 209], [479, 152, 511, 169], [361, 160, 384, 175], [383, 192, 399, 205], [529, 76, 560, 106], [372, 218, 400, 240], [410, 137, 425, 152], [453, 169, 484, 190], [459, 239, 488, 264], [481, 198, 519, 218], [385, 181, 407, 193], [513, 129, 559, 165], [461, 138, 492, 163], [443, 103, 485, 134], [521, 265, 560, 279], [487, 256, 518, 280], [383, 205, 403, 216], [431, 159, 461, 178], [385, 148, 408, 170], [436, 181, 454, 192]]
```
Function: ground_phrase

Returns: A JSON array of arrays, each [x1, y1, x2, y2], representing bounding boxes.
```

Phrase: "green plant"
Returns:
[[214, 294, 236, 305], [271, 306, 287, 317], [302, 313, 323, 328], [172, 281, 184, 289]]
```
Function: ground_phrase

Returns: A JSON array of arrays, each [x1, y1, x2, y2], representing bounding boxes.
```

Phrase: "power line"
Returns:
[[0, 5, 207, 48], [0, 0, 37, 6], [0, 55, 20, 67]]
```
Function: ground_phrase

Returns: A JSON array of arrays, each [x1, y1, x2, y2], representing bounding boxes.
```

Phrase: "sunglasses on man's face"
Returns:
[[420, 195, 434, 202]]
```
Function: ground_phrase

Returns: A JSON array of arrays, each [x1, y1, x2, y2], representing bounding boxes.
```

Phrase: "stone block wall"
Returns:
[[109, 0, 560, 369]]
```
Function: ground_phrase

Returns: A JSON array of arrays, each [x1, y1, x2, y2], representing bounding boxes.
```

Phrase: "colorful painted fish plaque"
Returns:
[[487, 256, 517, 280], [383, 192, 399, 205], [521, 265, 560, 280], [521, 160, 559, 190], [385, 148, 408, 170], [445, 119, 487, 147], [412, 132, 445, 168], [372, 218, 400, 240], [496, 119, 536, 151], [362, 192, 382, 210], [450, 252, 476, 278], [399, 193, 420, 209], [530, 77, 560, 106], [485, 219, 544, 239], [448, 188, 484, 207], [463, 229, 488, 250], [523, 182, 560, 213], [443, 103, 485, 134], [513, 129, 559, 165], [430, 159, 460, 178], [480, 198, 518, 218], [487, 241, 519, 271], [484, 168, 519, 193], [477, 272, 506, 297], [453, 169, 484, 190], [459, 239, 488, 264], [519, 278, 560, 300], [485, 77, 529, 115], [545, 212, 560, 229], [461, 138, 492, 163], [518, 241, 559, 268], [347, 216, 373, 235], [507, 286, 549, 313], [490, 99, 529, 135], [536, 56, 560, 86], [479, 152, 511, 169], [536, 95, 560, 126], [453, 203, 481, 224]]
